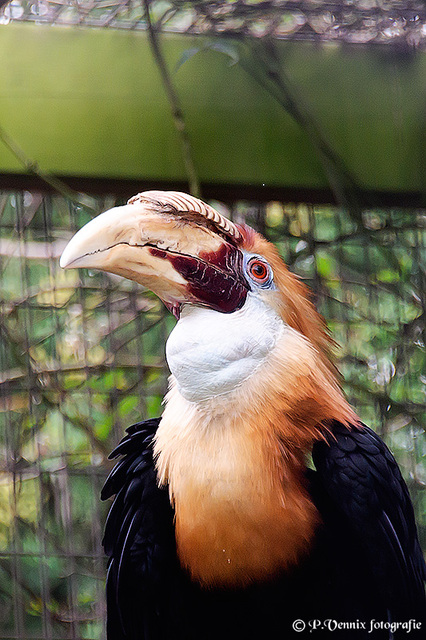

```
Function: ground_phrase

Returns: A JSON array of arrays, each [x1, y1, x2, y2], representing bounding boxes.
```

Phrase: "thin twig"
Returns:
[[0, 359, 164, 387], [0, 238, 67, 259], [0, 125, 95, 209], [239, 40, 362, 218], [143, 0, 200, 197]]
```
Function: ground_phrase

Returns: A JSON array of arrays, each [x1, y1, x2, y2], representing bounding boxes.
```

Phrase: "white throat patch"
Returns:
[[165, 294, 285, 403]]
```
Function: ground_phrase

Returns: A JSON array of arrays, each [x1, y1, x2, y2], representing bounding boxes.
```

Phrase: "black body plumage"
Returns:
[[102, 419, 426, 640]]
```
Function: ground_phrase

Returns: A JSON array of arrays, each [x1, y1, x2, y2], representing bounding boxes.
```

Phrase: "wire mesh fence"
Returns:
[[2, 1, 426, 48], [0, 190, 424, 639]]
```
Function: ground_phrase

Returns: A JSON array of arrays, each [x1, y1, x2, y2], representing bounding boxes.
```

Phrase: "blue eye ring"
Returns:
[[244, 255, 274, 288]]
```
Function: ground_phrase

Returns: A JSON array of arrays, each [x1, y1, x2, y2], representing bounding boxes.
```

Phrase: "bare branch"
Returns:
[[0, 125, 95, 210], [0, 238, 67, 259], [143, 0, 200, 197]]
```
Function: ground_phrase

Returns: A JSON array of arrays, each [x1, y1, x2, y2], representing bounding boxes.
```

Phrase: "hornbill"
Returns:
[[60, 191, 425, 639]]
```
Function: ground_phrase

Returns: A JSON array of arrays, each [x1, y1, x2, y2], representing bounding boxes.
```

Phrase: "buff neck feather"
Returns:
[[154, 318, 358, 588]]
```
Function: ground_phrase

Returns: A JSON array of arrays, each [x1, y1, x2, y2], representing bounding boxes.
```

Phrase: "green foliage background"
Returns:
[[0, 192, 424, 639]]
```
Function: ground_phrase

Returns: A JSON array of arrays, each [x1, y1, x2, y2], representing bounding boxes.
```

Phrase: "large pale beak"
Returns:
[[60, 191, 248, 315]]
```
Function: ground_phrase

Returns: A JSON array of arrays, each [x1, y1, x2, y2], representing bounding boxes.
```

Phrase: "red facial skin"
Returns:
[[148, 242, 249, 315]]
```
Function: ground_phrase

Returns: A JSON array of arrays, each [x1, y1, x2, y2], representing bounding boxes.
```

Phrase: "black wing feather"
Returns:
[[312, 421, 426, 622], [102, 419, 176, 640], [102, 417, 425, 639]]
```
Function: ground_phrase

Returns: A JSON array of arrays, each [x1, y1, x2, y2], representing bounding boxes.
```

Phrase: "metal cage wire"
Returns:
[[1, 1, 426, 48], [0, 191, 424, 639]]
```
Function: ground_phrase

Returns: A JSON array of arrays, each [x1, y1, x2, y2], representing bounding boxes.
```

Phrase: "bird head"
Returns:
[[60, 191, 338, 407], [61, 191, 249, 317], [61, 192, 328, 340]]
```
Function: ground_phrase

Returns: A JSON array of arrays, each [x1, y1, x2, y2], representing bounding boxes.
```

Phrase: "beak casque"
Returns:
[[60, 191, 248, 314]]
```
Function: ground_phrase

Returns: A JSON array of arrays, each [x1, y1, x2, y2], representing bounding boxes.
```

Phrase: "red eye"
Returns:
[[248, 259, 270, 284]]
